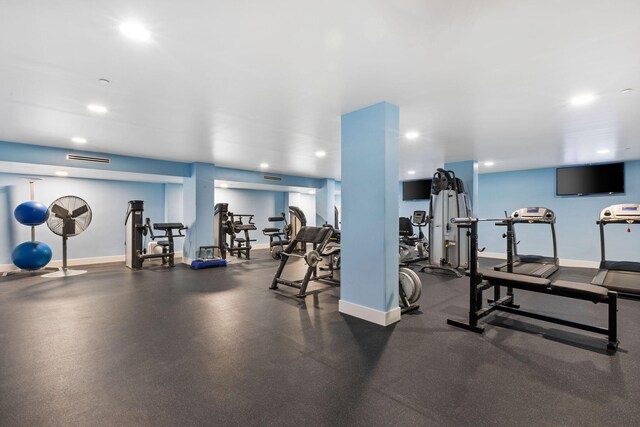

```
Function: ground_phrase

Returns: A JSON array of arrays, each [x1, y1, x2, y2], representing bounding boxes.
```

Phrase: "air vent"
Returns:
[[66, 154, 111, 164], [263, 175, 282, 181]]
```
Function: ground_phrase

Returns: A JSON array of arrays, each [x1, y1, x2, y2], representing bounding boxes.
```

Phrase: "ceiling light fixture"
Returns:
[[71, 137, 87, 144], [55, 171, 69, 177], [597, 149, 611, 154], [119, 21, 151, 42], [621, 88, 633, 94], [405, 131, 419, 140], [220, 183, 229, 188], [407, 170, 416, 175], [484, 161, 495, 167], [308, 190, 316, 195], [569, 93, 596, 107], [98, 78, 110, 85], [260, 163, 269, 169], [315, 150, 326, 157], [87, 104, 108, 114]]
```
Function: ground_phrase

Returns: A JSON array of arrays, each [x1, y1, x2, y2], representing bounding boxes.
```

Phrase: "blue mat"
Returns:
[[190, 259, 227, 269]]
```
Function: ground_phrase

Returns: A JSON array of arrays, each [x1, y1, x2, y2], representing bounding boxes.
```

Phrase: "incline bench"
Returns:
[[447, 217, 619, 354]]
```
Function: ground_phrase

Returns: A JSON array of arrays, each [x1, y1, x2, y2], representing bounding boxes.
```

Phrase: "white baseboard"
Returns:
[[479, 252, 599, 269], [1, 254, 184, 273], [339, 299, 401, 326]]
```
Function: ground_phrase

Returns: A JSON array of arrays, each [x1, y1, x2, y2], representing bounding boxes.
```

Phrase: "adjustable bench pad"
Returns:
[[481, 269, 550, 287], [551, 280, 609, 297], [481, 269, 610, 298]]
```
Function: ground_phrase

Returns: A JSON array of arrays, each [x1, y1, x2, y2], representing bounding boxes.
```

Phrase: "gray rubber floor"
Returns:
[[1, 251, 639, 426]]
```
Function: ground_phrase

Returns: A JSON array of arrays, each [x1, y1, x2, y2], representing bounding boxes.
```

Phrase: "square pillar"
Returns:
[[182, 162, 216, 261], [444, 160, 478, 212], [339, 102, 400, 326], [316, 178, 336, 226]]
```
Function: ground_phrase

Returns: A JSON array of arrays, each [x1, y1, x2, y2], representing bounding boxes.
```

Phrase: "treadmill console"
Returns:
[[600, 204, 640, 222], [511, 207, 555, 223], [412, 210, 427, 225]]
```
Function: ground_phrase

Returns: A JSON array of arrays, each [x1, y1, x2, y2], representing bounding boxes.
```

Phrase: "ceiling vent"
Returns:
[[263, 175, 282, 181], [66, 154, 111, 164]]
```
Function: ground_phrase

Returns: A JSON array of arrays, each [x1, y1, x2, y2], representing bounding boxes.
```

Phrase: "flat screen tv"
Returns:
[[556, 163, 624, 196], [403, 179, 432, 200]]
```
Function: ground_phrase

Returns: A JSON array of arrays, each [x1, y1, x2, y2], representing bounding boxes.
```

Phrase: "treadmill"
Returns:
[[493, 207, 559, 278], [591, 204, 640, 297]]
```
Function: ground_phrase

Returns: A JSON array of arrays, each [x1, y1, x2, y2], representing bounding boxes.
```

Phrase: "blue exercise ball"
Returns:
[[12, 241, 53, 270], [14, 201, 49, 226]]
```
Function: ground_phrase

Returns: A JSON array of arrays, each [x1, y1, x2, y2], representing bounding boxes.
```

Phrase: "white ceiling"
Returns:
[[0, 0, 639, 180]]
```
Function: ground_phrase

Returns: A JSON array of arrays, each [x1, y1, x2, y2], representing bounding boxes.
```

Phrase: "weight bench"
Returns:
[[448, 269, 619, 353], [447, 217, 619, 354], [270, 226, 340, 298]]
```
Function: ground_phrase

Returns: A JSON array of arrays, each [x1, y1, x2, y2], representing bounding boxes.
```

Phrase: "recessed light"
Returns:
[[484, 161, 495, 167], [405, 131, 419, 140], [621, 88, 633, 94], [315, 150, 326, 157], [260, 163, 269, 169], [71, 137, 87, 144], [569, 93, 596, 107], [98, 78, 110, 85], [220, 183, 229, 188], [597, 149, 611, 154], [119, 21, 151, 42], [407, 170, 416, 175], [55, 171, 68, 177], [87, 104, 108, 114]]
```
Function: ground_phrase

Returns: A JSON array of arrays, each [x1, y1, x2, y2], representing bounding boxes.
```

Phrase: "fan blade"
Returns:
[[63, 219, 76, 236], [52, 204, 70, 218], [71, 205, 89, 218]]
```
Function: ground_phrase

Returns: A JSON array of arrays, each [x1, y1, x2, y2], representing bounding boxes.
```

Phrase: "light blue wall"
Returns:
[[164, 183, 184, 223], [477, 160, 640, 262], [0, 173, 164, 265]]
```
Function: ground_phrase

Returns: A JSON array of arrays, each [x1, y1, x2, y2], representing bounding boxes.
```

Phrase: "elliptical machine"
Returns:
[[421, 169, 472, 277], [125, 200, 187, 269]]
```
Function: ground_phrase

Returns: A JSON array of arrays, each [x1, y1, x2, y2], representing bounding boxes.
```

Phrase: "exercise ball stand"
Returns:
[[2, 178, 61, 278]]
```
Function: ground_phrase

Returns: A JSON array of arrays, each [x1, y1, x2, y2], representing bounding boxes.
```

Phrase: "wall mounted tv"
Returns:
[[556, 163, 624, 196], [403, 179, 432, 200]]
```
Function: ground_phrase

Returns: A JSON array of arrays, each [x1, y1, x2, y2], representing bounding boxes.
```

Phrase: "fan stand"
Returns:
[[41, 223, 87, 278]]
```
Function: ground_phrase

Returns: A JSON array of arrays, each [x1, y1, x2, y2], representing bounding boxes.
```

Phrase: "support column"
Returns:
[[316, 178, 336, 226], [339, 102, 400, 326], [182, 162, 216, 261], [444, 160, 478, 213]]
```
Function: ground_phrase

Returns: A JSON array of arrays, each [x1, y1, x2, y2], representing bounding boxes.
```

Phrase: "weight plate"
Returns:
[[405, 268, 422, 303], [399, 270, 415, 305], [271, 246, 283, 260], [305, 250, 321, 267]]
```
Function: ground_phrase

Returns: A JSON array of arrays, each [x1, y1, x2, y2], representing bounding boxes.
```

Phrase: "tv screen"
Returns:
[[403, 179, 432, 200], [556, 163, 625, 196]]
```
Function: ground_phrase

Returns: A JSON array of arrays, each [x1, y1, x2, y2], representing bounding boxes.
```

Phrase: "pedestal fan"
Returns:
[[42, 196, 92, 277]]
